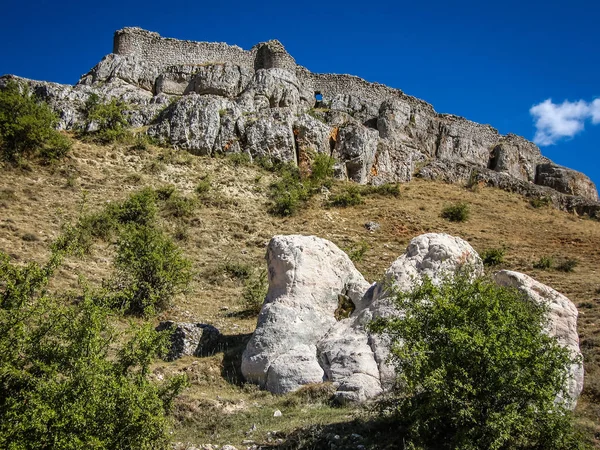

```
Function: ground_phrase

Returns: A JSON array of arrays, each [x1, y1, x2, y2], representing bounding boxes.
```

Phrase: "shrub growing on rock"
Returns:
[[0, 80, 71, 162], [370, 273, 586, 450], [81, 94, 131, 144]]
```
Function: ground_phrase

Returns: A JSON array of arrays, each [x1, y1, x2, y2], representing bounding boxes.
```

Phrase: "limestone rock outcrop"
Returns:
[[241, 233, 584, 408], [1, 27, 598, 208]]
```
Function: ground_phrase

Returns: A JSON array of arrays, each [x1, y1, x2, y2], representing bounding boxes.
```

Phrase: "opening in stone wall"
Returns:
[[314, 92, 323, 102]]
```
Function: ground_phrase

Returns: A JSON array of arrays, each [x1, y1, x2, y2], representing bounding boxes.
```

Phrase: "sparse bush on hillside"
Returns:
[[534, 256, 554, 270], [480, 247, 506, 266], [104, 224, 192, 316], [557, 258, 578, 273], [361, 182, 401, 198], [530, 196, 552, 209], [268, 164, 311, 216], [0, 251, 187, 449], [0, 79, 71, 162], [370, 272, 586, 450], [441, 202, 470, 222], [328, 185, 364, 207], [112, 187, 158, 226], [164, 193, 197, 218], [309, 153, 335, 187]]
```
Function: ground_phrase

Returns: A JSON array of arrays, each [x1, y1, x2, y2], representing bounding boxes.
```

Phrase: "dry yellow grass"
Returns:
[[1, 140, 599, 447]]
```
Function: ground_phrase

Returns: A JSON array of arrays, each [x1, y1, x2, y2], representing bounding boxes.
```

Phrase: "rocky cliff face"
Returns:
[[1, 27, 598, 206]]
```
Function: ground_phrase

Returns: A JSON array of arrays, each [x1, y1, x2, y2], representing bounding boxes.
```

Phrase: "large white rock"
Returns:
[[493, 270, 584, 407], [240, 235, 371, 394], [242, 233, 486, 402]]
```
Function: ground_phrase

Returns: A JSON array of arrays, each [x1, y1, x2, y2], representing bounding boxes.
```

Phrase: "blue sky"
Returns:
[[1, 0, 598, 188]]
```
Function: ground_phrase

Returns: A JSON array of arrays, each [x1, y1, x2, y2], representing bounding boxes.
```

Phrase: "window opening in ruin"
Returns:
[[315, 92, 323, 101]]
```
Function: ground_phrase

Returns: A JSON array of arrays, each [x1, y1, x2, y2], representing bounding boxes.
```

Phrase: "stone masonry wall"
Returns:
[[113, 27, 255, 70]]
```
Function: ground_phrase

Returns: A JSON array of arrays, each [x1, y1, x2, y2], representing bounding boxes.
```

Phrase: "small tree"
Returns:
[[0, 80, 71, 162], [370, 273, 586, 450], [107, 224, 192, 316]]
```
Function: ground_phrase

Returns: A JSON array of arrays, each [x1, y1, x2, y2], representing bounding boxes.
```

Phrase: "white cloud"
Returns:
[[590, 98, 600, 125], [530, 99, 593, 146]]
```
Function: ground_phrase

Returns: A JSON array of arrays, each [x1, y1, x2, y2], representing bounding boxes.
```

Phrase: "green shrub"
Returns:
[[112, 188, 158, 226], [242, 270, 268, 315], [556, 258, 578, 273], [0, 251, 187, 449], [81, 94, 131, 144], [155, 184, 176, 200], [480, 247, 505, 266], [0, 80, 71, 162], [164, 194, 197, 218], [530, 197, 552, 208], [361, 183, 401, 197], [370, 273, 586, 450], [534, 256, 554, 270], [441, 202, 470, 222], [195, 178, 211, 195], [105, 225, 192, 316], [328, 185, 364, 207], [268, 165, 310, 216], [225, 152, 251, 167], [309, 153, 335, 186]]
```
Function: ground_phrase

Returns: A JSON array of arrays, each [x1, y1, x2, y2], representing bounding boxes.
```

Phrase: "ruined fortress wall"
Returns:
[[296, 68, 436, 114], [113, 28, 256, 69]]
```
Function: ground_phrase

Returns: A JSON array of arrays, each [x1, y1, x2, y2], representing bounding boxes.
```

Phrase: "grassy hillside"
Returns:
[[1, 139, 599, 448]]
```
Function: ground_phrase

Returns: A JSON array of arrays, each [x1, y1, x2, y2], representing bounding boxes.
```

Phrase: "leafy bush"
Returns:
[[328, 185, 364, 207], [268, 165, 311, 216], [441, 202, 470, 222], [223, 261, 252, 281], [370, 273, 585, 450], [480, 247, 505, 266], [534, 256, 554, 270], [81, 94, 131, 144], [155, 184, 176, 200], [557, 258, 578, 273], [105, 225, 192, 316], [0, 251, 187, 449], [112, 188, 158, 226], [0, 79, 71, 162]]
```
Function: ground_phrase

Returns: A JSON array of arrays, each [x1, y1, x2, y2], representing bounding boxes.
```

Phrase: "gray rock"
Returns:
[[243, 108, 296, 163], [536, 162, 598, 201], [190, 63, 252, 98], [156, 321, 221, 361], [333, 122, 379, 184], [364, 221, 380, 232], [149, 93, 239, 155]]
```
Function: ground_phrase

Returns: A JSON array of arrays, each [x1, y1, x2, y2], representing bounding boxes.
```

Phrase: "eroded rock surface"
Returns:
[[156, 321, 221, 361], [241, 233, 584, 408]]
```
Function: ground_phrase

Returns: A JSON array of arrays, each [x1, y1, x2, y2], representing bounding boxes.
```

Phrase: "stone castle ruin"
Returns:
[[1, 27, 598, 213]]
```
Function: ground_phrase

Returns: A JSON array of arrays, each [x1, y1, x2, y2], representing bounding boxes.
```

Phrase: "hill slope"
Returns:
[[1, 139, 598, 448]]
